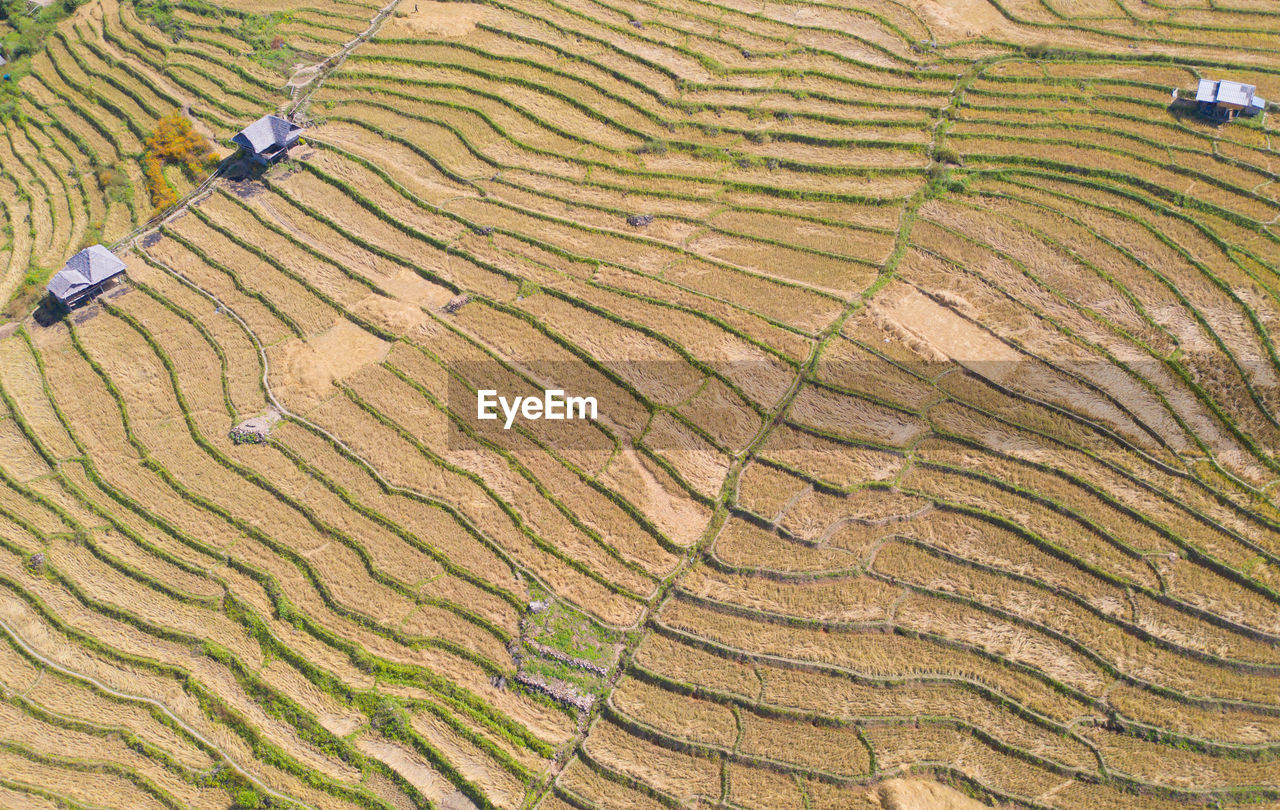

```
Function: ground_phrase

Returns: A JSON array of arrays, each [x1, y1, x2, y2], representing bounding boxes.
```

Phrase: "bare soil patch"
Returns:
[[274, 319, 391, 413], [385, 2, 485, 38], [916, 0, 1013, 41], [872, 286, 1021, 383], [868, 777, 997, 809]]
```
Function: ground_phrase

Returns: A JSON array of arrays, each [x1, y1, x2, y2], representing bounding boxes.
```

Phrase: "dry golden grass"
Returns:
[[815, 336, 939, 411], [610, 676, 738, 748], [867, 778, 991, 810], [1106, 684, 1280, 745], [788, 384, 929, 448], [641, 412, 732, 500], [777, 487, 932, 547], [736, 460, 810, 522], [581, 718, 721, 803], [143, 235, 298, 349], [556, 756, 670, 810], [712, 515, 863, 573], [758, 425, 905, 488], [346, 363, 658, 598], [0, 746, 173, 810], [726, 761, 808, 808], [738, 712, 871, 776], [894, 593, 1109, 696], [676, 378, 764, 454], [901, 464, 1159, 589], [633, 631, 763, 701], [409, 710, 530, 808], [679, 564, 898, 624], [6, 0, 1280, 804], [658, 597, 1089, 723], [133, 268, 269, 418], [1087, 726, 1280, 790]]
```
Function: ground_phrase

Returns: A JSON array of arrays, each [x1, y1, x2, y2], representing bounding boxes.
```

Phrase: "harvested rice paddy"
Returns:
[[1, 0, 1280, 807]]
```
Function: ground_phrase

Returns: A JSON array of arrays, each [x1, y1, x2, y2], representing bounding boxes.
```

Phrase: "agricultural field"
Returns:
[[1, 0, 1280, 807]]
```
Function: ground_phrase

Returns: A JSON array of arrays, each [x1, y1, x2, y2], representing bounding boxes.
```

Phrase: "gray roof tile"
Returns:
[[232, 114, 302, 154], [47, 245, 126, 301]]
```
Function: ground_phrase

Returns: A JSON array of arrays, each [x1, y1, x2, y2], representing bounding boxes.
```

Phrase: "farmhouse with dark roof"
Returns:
[[46, 245, 127, 307], [1196, 78, 1266, 120], [232, 114, 303, 162]]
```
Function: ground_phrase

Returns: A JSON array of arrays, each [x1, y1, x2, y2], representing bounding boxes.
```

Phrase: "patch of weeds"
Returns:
[[239, 13, 308, 76], [524, 585, 618, 664], [934, 144, 963, 166], [96, 162, 133, 204], [520, 657, 610, 698], [134, 0, 200, 41], [78, 219, 105, 252], [5, 263, 51, 320], [143, 111, 217, 213], [633, 139, 669, 155], [1024, 42, 1065, 59], [0, 0, 87, 117]]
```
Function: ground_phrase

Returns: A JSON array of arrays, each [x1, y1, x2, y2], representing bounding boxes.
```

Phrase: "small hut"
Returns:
[[46, 245, 126, 308], [232, 114, 303, 162], [1196, 79, 1266, 121]]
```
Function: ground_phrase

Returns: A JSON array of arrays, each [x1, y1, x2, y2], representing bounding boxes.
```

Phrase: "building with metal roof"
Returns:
[[1196, 78, 1266, 120], [46, 245, 127, 307], [231, 114, 302, 161]]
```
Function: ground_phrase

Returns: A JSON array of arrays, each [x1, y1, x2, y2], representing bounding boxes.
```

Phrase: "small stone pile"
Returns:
[[514, 672, 595, 712], [526, 639, 609, 677], [230, 409, 280, 445], [626, 214, 654, 227]]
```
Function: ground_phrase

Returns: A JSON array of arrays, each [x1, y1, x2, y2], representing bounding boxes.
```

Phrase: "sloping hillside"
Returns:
[[1, 0, 1280, 807]]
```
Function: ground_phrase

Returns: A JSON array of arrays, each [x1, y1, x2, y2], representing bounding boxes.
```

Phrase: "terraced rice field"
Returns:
[[1, 0, 1280, 806]]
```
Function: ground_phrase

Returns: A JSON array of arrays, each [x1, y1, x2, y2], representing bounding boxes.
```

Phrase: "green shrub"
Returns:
[[633, 139, 668, 155], [1024, 42, 1061, 59], [0, 0, 86, 115], [935, 144, 963, 166], [239, 12, 306, 75], [134, 0, 186, 40], [97, 164, 133, 204]]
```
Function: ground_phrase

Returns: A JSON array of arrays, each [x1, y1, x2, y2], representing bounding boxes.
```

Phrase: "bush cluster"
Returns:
[[142, 111, 216, 213]]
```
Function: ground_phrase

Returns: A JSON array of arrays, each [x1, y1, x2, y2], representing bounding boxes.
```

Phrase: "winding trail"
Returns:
[[132, 243, 640, 638], [109, 0, 405, 256]]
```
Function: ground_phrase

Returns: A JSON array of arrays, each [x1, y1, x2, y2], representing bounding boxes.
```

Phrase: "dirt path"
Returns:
[[110, 0, 405, 255], [134, 245, 621, 634], [286, 0, 402, 115], [0, 616, 318, 810]]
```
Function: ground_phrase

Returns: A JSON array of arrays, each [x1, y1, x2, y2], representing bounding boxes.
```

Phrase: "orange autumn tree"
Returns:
[[143, 111, 217, 214]]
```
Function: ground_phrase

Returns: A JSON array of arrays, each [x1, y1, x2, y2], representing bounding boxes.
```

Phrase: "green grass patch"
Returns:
[[525, 585, 618, 664]]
